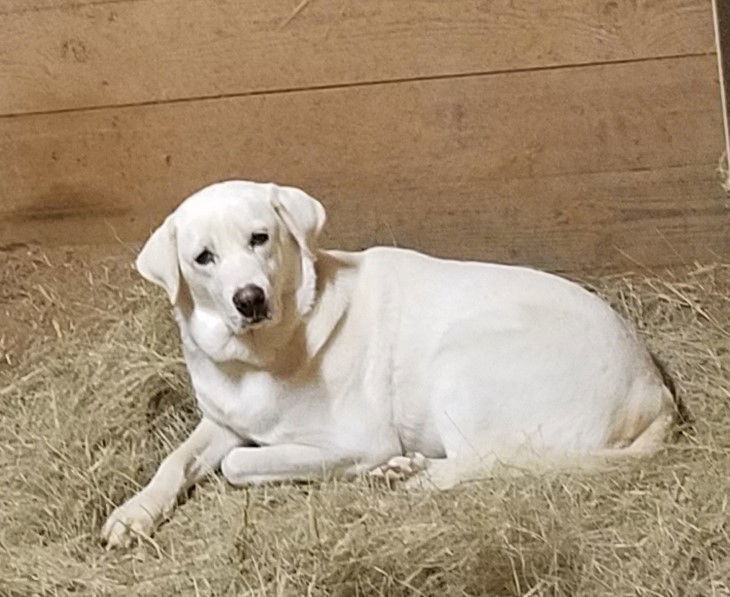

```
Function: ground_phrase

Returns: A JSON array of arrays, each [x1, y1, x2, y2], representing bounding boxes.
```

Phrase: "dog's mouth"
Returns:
[[235, 310, 272, 333], [247, 312, 271, 325]]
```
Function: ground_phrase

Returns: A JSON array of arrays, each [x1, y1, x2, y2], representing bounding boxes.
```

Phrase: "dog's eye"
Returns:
[[194, 249, 215, 265], [250, 232, 269, 247]]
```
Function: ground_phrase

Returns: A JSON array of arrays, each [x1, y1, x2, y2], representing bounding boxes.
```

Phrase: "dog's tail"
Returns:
[[592, 353, 687, 459], [650, 353, 692, 436]]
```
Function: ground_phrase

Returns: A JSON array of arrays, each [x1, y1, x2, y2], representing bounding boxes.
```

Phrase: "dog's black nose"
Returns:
[[232, 284, 267, 319]]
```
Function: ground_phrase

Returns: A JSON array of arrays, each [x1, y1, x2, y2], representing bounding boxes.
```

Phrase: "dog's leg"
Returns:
[[220, 444, 347, 485], [101, 417, 242, 548]]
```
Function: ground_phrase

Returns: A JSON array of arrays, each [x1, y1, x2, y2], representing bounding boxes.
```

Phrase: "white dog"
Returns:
[[102, 180, 675, 548]]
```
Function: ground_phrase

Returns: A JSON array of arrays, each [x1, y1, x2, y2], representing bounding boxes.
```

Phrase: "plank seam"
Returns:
[[0, 51, 716, 121]]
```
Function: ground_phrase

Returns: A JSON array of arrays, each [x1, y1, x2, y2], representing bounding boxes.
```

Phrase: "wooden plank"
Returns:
[[341, 165, 730, 271], [0, 0, 716, 116], [0, 55, 726, 270], [3, 165, 727, 272]]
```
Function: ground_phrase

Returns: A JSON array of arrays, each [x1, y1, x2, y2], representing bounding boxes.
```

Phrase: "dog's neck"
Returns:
[[176, 251, 352, 371]]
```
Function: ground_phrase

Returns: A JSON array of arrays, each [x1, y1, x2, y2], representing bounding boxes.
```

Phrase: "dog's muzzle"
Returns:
[[232, 284, 270, 323]]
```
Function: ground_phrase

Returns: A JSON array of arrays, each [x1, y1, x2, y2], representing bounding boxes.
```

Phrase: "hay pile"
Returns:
[[0, 256, 728, 596]]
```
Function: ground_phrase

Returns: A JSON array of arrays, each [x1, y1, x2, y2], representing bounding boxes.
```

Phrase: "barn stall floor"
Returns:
[[0, 245, 728, 596]]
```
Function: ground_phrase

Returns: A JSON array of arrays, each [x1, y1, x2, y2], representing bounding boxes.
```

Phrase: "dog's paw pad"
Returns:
[[369, 452, 427, 487], [100, 495, 159, 549]]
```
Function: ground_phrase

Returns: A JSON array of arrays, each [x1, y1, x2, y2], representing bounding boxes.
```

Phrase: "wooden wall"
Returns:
[[1, 0, 728, 271]]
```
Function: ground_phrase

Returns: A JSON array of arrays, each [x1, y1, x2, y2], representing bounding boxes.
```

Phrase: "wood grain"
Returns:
[[0, 0, 132, 14], [1, 54, 726, 270], [0, 0, 716, 116]]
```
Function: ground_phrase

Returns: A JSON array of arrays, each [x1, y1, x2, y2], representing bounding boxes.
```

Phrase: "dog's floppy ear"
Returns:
[[136, 215, 180, 303], [270, 184, 326, 315]]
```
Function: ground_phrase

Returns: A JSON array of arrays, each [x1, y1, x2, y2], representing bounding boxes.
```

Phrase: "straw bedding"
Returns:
[[0, 248, 728, 596]]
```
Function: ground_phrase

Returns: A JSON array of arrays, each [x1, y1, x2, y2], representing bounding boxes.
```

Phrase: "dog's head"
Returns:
[[136, 181, 326, 346]]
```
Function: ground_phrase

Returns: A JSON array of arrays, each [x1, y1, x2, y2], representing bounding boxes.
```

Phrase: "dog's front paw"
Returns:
[[101, 492, 161, 549], [369, 452, 427, 487]]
